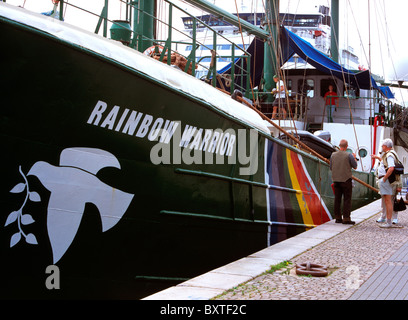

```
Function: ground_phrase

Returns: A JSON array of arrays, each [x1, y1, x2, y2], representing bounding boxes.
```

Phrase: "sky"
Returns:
[[5, 0, 407, 103]]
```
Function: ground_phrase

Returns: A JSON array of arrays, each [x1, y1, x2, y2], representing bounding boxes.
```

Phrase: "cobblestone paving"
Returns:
[[216, 209, 408, 300]]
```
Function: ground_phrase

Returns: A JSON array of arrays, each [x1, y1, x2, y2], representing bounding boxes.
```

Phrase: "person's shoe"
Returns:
[[335, 219, 343, 223], [376, 218, 386, 223], [392, 219, 399, 224], [342, 220, 355, 225], [392, 223, 403, 228], [379, 223, 393, 228]]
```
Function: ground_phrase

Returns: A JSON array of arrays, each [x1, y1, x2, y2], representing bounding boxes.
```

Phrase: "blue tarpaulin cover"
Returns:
[[216, 37, 265, 91], [379, 86, 395, 99], [218, 26, 393, 98], [280, 27, 379, 91]]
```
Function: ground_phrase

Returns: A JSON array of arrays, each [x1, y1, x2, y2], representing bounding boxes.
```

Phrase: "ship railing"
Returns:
[[259, 92, 310, 121], [52, 0, 253, 99], [260, 93, 402, 126], [317, 95, 402, 126], [145, 0, 252, 97]]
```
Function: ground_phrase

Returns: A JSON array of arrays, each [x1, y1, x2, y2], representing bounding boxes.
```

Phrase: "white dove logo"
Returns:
[[6, 148, 134, 263]]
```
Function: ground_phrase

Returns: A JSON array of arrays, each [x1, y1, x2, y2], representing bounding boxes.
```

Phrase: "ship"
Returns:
[[0, 0, 391, 299]]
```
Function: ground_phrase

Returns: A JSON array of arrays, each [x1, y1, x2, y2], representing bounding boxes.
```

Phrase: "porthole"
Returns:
[[358, 148, 368, 158]]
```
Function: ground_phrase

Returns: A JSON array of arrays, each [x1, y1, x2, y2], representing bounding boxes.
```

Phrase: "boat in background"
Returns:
[[179, 2, 360, 79], [0, 0, 386, 299]]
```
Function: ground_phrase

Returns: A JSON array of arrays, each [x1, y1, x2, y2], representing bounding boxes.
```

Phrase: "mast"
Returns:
[[263, 0, 280, 102], [330, 0, 339, 63], [132, 0, 156, 52]]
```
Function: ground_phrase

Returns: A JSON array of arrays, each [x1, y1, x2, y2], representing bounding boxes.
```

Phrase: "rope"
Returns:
[[225, 1, 379, 193], [218, 86, 380, 193], [260, 0, 300, 137], [216, 2, 378, 193], [251, 99, 379, 193], [232, 0, 257, 105]]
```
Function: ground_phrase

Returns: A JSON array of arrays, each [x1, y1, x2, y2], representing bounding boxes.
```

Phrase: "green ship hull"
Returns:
[[0, 4, 378, 299]]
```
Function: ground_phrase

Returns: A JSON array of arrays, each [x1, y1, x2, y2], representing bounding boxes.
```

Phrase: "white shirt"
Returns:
[[275, 80, 286, 99], [377, 155, 395, 177]]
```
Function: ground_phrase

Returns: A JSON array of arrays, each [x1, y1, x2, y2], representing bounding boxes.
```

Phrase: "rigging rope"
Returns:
[[233, 0, 257, 105], [232, 91, 380, 193], [260, 0, 299, 132]]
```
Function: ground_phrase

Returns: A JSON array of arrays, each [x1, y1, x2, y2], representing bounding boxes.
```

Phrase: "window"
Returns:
[[286, 79, 293, 95], [344, 84, 360, 99], [183, 17, 193, 29], [320, 79, 338, 97], [293, 15, 319, 27], [298, 79, 314, 98], [217, 44, 231, 50], [358, 148, 368, 158]]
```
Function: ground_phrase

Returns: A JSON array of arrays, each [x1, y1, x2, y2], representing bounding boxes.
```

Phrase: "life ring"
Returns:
[[296, 262, 328, 277], [143, 45, 165, 57]]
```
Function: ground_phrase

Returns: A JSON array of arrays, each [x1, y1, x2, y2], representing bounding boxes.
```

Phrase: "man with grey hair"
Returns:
[[377, 138, 393, 149], [371, 138, 402, 228], [330, 139, 358, 224]]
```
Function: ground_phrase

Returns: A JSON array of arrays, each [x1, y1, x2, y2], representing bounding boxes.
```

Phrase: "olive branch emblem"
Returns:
[[4, 166, 39, 247], [3, 148, 134, 263]]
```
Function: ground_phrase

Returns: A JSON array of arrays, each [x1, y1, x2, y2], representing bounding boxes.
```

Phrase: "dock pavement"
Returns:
[[144, 198, 408, 300]]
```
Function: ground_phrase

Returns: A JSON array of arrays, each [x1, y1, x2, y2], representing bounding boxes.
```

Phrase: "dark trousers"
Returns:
[[333, 179, 353, 221]]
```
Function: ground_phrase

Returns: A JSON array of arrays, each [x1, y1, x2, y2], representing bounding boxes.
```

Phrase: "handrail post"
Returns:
[[166, 3, 173, 65], [191, 18, 196, 76], [231, 45, 235, 94], [130, 0, 139, 49], [59, 0, 64, 21], [137, 0, 144, 51], [246, 55, 251, 98], [103, 0, 108, 38], [212, 32, 217, 87]]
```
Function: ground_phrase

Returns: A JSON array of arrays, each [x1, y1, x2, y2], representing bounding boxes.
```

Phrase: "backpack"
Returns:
[[383, 150, 404, 184]]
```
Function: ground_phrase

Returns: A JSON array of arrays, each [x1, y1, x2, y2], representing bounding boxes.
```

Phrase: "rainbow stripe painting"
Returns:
[[265, 140, 332, 244]]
